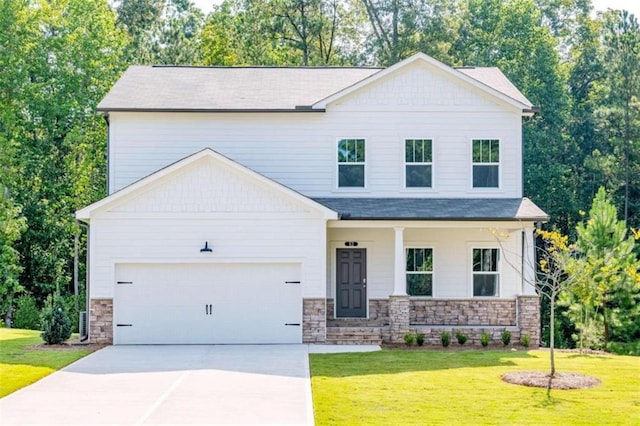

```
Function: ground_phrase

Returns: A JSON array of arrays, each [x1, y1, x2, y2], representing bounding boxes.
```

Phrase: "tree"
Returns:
[[562, 187, 640, 348], [359, 0, 455, 65], [599, 10, 640, 226], [116, 0, 205, 64], [1, 0, 126, 308], [0, 195, 27, 326]]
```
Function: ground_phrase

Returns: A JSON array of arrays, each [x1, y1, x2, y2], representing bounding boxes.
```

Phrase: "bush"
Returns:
[[521, 333, 531, 348], [441, 331, 451, 347], [403, 333, 415, 346], [40, 293, 72, 345], [13, 295, 40, 330], [455, 330, 468, 345], [480, 332, 490, 347], [606, 341, 640, 356], [501, 329, 511, 346], [416, 332, 425, 346]]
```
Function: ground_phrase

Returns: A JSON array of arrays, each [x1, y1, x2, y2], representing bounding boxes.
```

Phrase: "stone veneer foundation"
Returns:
[[90, 298, 113, 344], [303, 298, 326, 343], [323, 297, 540, 347]]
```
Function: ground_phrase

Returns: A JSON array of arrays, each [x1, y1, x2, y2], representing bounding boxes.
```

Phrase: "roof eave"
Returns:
[[95, 107, 326, 113]]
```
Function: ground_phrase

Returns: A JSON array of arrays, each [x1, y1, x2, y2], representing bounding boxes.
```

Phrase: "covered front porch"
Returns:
[[302, 198, 547, 346]]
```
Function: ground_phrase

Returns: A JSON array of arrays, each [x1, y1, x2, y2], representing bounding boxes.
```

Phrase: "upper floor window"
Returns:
[[472, 139, 499, 188], [472, 248, 499, 297], [338, 138, 365, 188], [405, 139, 432, 188], [406, 248, 433, 296]]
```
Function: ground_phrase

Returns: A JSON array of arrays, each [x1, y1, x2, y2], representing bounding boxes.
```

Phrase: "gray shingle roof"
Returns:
[[312, 197, 548, 221], [97, 66, 382, 111], [97, 58, 532, 112], [455, 67, 532, 106]]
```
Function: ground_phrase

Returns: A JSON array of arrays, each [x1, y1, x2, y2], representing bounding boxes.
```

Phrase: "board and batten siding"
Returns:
[[328, 225, 525, 299], [107, 62, 524, 198]]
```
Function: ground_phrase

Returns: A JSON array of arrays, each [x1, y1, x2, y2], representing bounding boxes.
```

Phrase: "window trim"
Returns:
[[470, 138, 501, 190], [405, 245, 435, 297], [470, 246, 501, 298], [403, 138, 435, 191], [336, 138, 367, 190]]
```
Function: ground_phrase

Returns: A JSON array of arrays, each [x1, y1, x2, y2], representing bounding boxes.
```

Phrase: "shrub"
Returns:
[[416, 332, 425, 346], [41, 293, 72, 345], [441, 331, 451, 347], [455, 330, 468, 345], [13, 295, 40, 330], [501, 328, 512, 346], [403, 333, 415, 346], [480, 332, 490, 347], [521, 333, 531, 348], [606, 341, 640, 356]]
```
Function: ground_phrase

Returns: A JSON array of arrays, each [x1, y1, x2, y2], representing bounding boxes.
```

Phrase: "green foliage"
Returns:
[[40, 293, 72, 345], [606, 340, 640, 356], [12, 295, 40, 330], [455, 330, 468, 345], [0, 195, 27, 320], [441, 331, 451, 347], [403, 332, 415, 346], [480, 332, 490, 347], [562, 187, 640, 349], [416, 332, 425, 346], [501, 329, 511, 346], [521, 333, 531, 348]]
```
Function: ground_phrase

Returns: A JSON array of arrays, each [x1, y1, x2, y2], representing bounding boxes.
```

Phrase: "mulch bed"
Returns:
[[501, 371, 601, 389], [26, 341, 107, 352]]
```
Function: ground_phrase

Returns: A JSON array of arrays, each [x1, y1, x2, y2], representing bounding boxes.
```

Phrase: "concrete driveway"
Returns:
[[0, 345, 314, 425]]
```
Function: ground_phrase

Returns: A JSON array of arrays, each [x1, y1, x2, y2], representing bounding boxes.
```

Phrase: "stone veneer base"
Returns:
[[303, 298, 326, 343], [90, 298, 113, 344]]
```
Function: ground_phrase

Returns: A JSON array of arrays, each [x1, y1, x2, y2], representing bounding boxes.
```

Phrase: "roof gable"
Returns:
[[313, 53, 532, 113], [76, 149, 338, 220]]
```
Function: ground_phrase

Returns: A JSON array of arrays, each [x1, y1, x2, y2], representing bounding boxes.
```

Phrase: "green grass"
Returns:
[[0, 328, 93, 398], [310, 349, 640, 425]]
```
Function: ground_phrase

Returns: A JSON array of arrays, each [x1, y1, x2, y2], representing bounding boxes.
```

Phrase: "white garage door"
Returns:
[[113, 263, 302, 344]]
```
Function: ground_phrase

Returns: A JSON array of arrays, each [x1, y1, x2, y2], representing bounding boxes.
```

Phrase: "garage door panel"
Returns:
[[114, 263, 302, 344]]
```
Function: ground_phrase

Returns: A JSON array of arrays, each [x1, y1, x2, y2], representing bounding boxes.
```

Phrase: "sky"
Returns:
[[191, 0, 640, 17]]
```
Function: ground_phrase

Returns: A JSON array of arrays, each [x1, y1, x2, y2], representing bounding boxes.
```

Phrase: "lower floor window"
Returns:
[[406, 248, 433, 296], [473, 248, 499, 296]]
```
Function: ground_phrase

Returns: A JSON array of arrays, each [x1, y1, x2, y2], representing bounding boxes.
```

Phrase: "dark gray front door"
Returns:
[[336, 249, 367, 318]]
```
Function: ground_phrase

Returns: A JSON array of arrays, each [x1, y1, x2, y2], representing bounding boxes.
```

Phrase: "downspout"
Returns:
[[75, 219, 90, 341]]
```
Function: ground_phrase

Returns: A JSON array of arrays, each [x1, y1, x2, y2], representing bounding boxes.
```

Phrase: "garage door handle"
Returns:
[[205, 304, 213, 315], [285, 323, 300, 326]]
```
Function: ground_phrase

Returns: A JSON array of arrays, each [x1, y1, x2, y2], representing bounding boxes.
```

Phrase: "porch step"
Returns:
[[325, 326, 383, 345]]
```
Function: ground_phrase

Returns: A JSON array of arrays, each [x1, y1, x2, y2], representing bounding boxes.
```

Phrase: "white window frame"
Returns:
[[336, 138, 367, 190], [471, 138, 501, 190], [403, 138, 434, 190], [470, 246, 501, 297], [405, 246, 434, 297]]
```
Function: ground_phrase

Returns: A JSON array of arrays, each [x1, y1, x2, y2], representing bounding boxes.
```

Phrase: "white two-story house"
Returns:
[[76, 53, 547, 346]]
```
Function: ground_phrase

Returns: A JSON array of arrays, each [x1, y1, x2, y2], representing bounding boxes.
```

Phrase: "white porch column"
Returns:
[[522, 227, 536, 295], [392, 226, 407, 296]]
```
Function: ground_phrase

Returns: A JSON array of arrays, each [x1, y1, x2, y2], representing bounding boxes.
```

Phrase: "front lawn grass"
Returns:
[[0, 328, 93, 398], [310, 349, 640, 425]]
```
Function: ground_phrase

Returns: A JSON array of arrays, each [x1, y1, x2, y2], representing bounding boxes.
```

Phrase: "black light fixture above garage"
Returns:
[[200, 241, 213, 253]]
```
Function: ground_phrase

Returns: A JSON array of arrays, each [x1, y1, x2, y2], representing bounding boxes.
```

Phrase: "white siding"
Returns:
[[108, 62, 523, 198], [89, 159, 328, 300], [327, 225, 523, 299]]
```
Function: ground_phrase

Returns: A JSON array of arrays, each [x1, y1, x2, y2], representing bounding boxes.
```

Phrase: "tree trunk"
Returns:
[[550, 297, 556, 377]]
